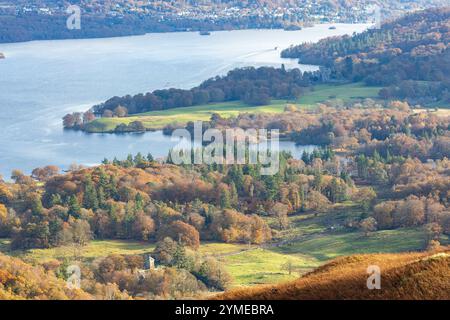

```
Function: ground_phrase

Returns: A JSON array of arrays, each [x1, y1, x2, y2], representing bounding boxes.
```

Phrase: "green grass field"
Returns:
[[0, 239, 317, 286], [2, 228, 442, 287], [271, 202, 449, 263], [198, 242, 253, 256], [84, 100, 291, 132], [297, 83, 381, 105], [219, 248, 320, 287], [85, 83, 382, 132], [0, 239, 156, 264], [273, 228, 436, 262]]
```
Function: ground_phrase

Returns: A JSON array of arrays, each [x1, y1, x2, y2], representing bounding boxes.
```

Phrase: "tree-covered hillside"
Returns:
[[1, 0, 447, 43], [282, 7, 450, 104]]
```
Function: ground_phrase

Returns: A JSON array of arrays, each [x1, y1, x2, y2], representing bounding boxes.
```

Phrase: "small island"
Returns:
[[0, 53, 5, 59], [283, 25, 302, 31]]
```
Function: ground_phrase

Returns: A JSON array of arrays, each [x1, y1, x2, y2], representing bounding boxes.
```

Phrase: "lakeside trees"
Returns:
[[63, 66, 324, 130]]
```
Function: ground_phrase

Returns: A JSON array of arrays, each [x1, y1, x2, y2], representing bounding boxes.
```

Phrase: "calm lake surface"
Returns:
[[0, 24, 369, 177]]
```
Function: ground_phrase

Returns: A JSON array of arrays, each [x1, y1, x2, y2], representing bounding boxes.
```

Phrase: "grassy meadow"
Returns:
[[219, 248, 320, 287], [0, 239, 156, 264], [84, 100, 290, 132], [84, 83, 382, 132]]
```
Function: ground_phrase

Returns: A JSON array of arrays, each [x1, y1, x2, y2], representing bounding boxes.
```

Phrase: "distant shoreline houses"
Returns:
[[0, 1, 381, 25], [0, 1, 446, 44]]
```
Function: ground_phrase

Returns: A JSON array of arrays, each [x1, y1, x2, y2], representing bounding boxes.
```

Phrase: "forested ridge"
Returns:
[[95, 67, 321, 114], [0, 13, 287, 44], [281, 7, 450, 104]]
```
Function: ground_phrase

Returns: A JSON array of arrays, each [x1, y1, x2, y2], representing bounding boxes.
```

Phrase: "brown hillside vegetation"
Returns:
[[0, 253, 92, 300], [217, 248, 450, 300]]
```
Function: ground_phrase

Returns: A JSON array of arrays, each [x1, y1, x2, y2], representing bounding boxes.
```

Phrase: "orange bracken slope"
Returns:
[[217, 248, 450, 300]]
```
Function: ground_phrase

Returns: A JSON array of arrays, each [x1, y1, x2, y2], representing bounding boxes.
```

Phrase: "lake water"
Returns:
[[0, 24, 369, 178]]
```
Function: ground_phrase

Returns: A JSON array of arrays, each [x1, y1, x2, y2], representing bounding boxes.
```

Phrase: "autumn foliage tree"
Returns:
[[157, 220, 200, 249]]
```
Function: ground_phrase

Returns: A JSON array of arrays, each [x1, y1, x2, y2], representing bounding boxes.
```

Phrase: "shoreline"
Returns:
[[0, 23, 370, 45]]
